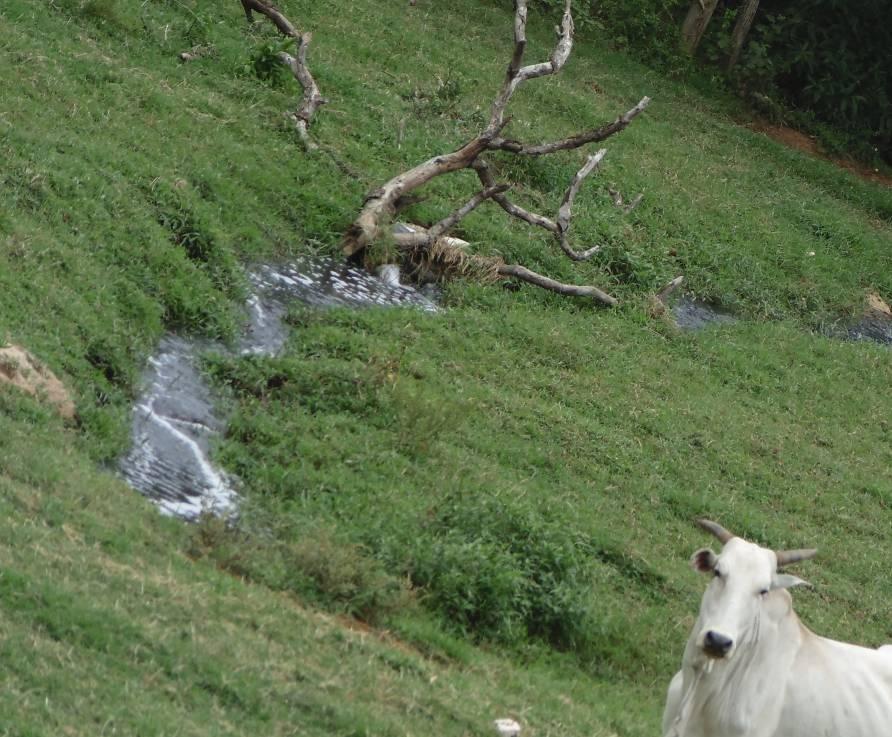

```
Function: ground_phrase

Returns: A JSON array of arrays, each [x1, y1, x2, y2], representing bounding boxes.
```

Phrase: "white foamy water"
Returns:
[[120, 258, 436, 521]]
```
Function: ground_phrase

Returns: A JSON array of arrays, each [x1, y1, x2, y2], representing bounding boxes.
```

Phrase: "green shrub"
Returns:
[[188, 517, 413, 623], [742, 2, 892, 164], [403, 492, 598, 652]]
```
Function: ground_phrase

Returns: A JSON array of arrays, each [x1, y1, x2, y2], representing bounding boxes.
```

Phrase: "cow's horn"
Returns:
[[697, 519, 734, 544], [775, 548, 818, 567]]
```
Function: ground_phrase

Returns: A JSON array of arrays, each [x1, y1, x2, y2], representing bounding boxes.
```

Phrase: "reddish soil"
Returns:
[[748, 122, 892, 188]]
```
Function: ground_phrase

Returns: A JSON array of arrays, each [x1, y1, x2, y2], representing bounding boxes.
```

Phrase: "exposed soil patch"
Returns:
[[749, 122, 892, 188], [0, 344, 76, 419]]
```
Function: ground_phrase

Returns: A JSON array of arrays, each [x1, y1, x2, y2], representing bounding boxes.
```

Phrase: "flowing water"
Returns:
[[120, 263, 888, 520], [119, 258, 435, 520], [840, 314, 892, 346], [672, 297, 737, 330]]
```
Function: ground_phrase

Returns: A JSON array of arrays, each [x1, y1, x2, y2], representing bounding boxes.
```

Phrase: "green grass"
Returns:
[[2, 0, 892, 735]]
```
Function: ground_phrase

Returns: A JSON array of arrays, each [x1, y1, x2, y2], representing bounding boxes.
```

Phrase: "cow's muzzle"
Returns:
[[702, 630, 733, 659]]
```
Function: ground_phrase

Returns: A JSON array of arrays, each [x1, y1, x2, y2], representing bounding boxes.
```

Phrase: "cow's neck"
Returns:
[[674, 597, 804, 737]]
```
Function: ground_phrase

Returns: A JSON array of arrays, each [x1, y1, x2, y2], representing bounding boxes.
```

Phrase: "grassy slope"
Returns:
[[2, 0, 892, 735]]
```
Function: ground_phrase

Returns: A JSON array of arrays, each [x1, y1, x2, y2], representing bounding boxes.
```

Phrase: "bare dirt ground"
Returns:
[[749, 122, 892, 188]]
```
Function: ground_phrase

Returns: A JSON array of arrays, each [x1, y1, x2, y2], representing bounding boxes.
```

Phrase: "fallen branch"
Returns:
[[341, 0, 652, 305], [656, 275, 684, 303], [178, 44, 215, 63], [555, 151, 607, 260], [240, 0, 297, 36], [647, 274, 685, 318], [238, 0, 326, 150], [279, 33, 328, 151], [391, 186, 508, 249], [498, 264, 617, 305], [474, 153, 605, 262]]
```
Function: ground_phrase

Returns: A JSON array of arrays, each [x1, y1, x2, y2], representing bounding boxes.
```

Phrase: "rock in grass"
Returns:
[[493, 718, 521, 737], [0, 344, 75, 420]]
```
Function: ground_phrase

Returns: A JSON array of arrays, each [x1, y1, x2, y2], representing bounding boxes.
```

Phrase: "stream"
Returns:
[[118, 261, 889, 519], [119, 258, 436, 520]]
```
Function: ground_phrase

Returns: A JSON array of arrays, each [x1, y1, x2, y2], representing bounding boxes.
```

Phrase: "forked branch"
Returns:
[[238, 0, 326, 150], [341, 0, 653, 305]]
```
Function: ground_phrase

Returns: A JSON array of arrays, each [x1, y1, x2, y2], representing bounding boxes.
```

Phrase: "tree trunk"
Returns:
[[681, 0, 720, 53], [727, 0, 760, 71]]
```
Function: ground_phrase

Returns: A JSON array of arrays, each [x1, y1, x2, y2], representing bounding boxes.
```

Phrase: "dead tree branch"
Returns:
[[238, 0, 326, 150], [647, 274, 685, 318], [475, 152, 606, 262], [488, 97, 651, 155], [341, 0, 652, 305], [498, 264, 618, 305], [240, 0, 297, 36], [391, 185, 510, 248], [279, 33, 328, 151], [655, 275, 685, 304]]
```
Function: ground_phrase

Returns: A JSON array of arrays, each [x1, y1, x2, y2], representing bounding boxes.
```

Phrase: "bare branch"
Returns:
[[655, 275, 684, 304], [240, 0, 297, 36], [428, 184, 510, 240], [393, 193, 428, 214], [477, 154, 606, 262], [515, 0, 574, 83], [236, 2, 327, 150], [392, 223, 472, 250], [279, 32, 328, 151], [343, 135, 501, 257], [556, 150, 606, 261], [388, 186, 509, 248], [473, 159, 559, 232], [488, 96, 651, 155], [498, 264, 617, 306], [341, 0, 649, 307], [487, 0, 574, 136]]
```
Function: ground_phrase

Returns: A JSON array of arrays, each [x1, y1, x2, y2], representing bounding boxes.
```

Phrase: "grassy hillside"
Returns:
[[2, 0, 892, 735]]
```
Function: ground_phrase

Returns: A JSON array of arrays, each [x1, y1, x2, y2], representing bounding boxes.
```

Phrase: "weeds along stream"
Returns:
[[118, 258, 437, 519], [119, 258, 892, 521]]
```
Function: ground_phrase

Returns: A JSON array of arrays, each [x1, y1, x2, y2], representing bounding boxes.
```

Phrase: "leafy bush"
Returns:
[[243, 40, 293, 88], [589, 0, 690, 67], [742, 1, 892, 163], [402, 492, 599, 652], [189, 516, 413, 623]]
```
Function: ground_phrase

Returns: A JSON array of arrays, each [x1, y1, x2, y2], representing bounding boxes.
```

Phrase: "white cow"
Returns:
[[663, 519, 892, 737]]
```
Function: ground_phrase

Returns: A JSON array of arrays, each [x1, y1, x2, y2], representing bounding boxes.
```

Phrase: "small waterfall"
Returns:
[[119, 258, 436, 520]]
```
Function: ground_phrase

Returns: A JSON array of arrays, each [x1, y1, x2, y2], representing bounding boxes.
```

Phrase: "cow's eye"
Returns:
[[759, 588, 769, 597], [713, 569, 722, 579]]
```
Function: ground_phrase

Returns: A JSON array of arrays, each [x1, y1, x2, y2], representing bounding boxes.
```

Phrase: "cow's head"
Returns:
[[689, 519, 816, 660]]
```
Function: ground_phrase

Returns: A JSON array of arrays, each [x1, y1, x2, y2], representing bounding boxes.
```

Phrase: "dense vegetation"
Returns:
[[1, 0, 891, 735], [577, 0, 892, 164]]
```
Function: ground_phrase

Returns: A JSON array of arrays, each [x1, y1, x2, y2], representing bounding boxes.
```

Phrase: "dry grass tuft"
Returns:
[[404, 239, 503, 284]]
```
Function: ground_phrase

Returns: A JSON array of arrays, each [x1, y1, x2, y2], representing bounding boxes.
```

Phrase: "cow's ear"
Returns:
[[771, 573, 810, 590], [691, 548, 718, 573]]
